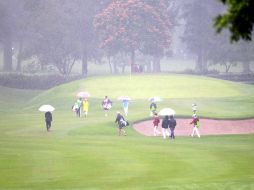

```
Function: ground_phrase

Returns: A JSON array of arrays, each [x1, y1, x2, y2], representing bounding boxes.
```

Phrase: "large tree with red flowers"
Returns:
[[93, 0, 172, 72]]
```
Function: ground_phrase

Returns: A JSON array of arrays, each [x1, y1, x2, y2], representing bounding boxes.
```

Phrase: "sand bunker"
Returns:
[[133, 118, 254, 136]]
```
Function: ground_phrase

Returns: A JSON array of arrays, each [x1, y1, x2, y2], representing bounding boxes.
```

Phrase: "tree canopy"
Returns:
[[93, 0, 172, 71], [214, 0, 254, 42]]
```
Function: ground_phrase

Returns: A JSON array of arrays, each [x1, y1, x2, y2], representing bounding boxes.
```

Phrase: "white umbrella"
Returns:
[[77, 91, 90, 98], [158, 108, 175, 116], [38, 105, 55, 112], [148, 97, 162, 102], [118, 96, 131, 101]]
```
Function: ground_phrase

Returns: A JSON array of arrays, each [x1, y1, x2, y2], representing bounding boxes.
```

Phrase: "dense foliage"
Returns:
[[94, 0, 172, 72], [214, 0, 254, 42], [0, 73, 81, 89]]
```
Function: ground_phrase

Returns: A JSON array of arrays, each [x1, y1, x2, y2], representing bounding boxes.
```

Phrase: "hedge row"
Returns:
[[0, 73, 83, 89], [209, 73, 254, 83]]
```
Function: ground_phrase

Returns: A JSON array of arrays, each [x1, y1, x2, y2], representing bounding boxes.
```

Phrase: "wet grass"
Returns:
[[0, 74, 254, 190]]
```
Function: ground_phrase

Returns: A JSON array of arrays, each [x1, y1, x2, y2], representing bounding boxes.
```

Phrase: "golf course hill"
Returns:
[[27, 74, 254, 119]]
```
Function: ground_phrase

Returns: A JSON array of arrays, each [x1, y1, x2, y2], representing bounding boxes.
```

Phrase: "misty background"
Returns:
[[0, 0, 253, 89]]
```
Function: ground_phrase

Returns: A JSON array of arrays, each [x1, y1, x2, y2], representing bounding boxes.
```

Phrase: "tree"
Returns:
[[24, 0, 80, 75], [207, 30, 254, 74], [234, 40, 254, 73], [0, 0, 47, 72], [181, 0, 222, 73], [94, 0, 172, 72], [0, 0, 16, 71], [207, 31, 239, 73], [13, 0, 36, 72], [22, 0, 109, 76], [67, 0, 111, 76], [214, 0, 254, 42]]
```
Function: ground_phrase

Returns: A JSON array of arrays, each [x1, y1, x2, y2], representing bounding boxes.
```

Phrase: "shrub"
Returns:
[[0, 73, 82, 89]]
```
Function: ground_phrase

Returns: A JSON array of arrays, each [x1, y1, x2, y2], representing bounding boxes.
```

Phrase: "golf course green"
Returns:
[[0, 74, 254, 190]]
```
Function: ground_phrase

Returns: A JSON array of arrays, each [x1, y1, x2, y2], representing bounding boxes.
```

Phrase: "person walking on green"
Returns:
[[150, 101, 157, 116], [76, 98, 82, 117], [45, 111, 53, 132], [82, 98, 89, 117], [115, 111, 128, 136], [152, 113, 161, 136], [169, 115, 177, 140], [161, 115, 170, 139], [190, 114, 200, 138]]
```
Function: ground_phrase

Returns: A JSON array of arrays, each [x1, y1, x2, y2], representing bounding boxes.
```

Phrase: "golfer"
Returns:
[[153, 113, 161, 136], [82, 98, 89, 117], [45, 111, 53, 132], [169, 115, 177, 140], [150, 101, 157, 116], [190, 114, 200, 138], [76, 98, 82, 117], [161, 115, 170, 139], [122, 99, 129, 116], [115, 111, 127, 136], [102, 96, 112, 116]]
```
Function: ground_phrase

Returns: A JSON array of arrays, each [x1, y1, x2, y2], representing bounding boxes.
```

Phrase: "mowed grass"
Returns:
[[0, 74, 254, 190]]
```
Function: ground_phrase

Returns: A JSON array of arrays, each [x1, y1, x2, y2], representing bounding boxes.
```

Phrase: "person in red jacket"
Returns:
[[190, 114, 200, 138], [153, 113, 161, 136]]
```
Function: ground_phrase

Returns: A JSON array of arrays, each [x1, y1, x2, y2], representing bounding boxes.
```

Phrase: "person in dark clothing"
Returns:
[[161, 115, 169, 139], [115, 111, 128, 136], [168, 115, 177, 140], [45, 111, 53, 132]]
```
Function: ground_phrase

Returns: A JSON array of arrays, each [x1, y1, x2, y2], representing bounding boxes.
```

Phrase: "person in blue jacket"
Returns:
[[122, 99, 129, 116]]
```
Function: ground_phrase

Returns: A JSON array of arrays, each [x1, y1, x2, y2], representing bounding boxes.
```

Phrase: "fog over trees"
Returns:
[[0, 0, 253, 77]]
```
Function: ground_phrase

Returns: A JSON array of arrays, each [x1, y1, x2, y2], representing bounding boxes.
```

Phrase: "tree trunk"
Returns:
[[153, 56, 161, 72], [202, 59, 208, 74], [16, 41, 23, 72], [107, 56, 112, 74], [3, 33, 12, 71], [224, 62, 233, 73], [242, 61, 251, 74], [121, 64, 126, 73], [196, 49, 207, 74], [82, 49, 88, 76], [146, 60, 152, 73], [196, 52, 203, 73], [113, 62, 118, 74], [130, 49, 135, 73]]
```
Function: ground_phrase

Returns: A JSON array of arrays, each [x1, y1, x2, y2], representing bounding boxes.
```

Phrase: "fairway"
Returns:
[[0, 74, 254, 190]]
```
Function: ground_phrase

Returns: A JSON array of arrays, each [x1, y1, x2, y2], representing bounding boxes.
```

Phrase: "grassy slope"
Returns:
[[0, 74, 254, 190], [27, 74, 254, 118]]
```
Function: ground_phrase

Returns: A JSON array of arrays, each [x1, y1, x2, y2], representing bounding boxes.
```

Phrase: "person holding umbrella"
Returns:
[[102, 96, 112, 116], [39, 105, 54, 132], [158, 108, 176, 139], [118, 96, 131, 116], [122, 99, 129, 116], [45, 111, 53, 132], [82, 98, 89, 117], [161, 115, 170, 139]]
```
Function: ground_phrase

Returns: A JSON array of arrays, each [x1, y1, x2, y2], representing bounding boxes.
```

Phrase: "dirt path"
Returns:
[[133, 118, 254, 136]]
